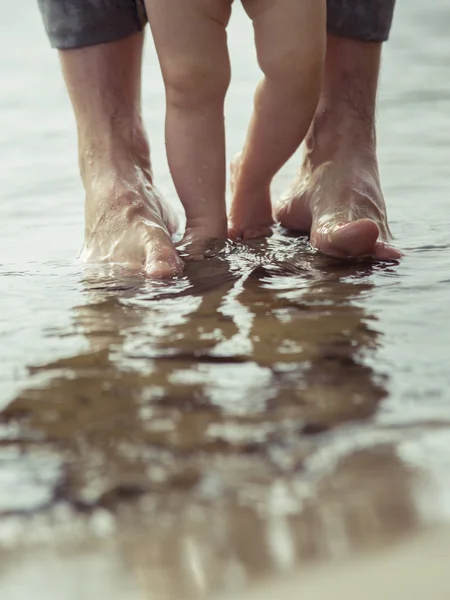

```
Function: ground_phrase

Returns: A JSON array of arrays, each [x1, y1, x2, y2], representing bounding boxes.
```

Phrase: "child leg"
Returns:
[[145, 0, 232, 242], [229, 0, 326, 239]]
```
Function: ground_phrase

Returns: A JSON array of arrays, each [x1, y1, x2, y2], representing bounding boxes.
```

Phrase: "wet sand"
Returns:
[[220, 529, 450, 600], [2, 0, 450, 598]]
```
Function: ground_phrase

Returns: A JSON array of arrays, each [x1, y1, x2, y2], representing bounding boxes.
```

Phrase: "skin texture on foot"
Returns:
[[289, 36, 402, 260], [229, 36, 402, 261], [81, 177, 184, 278], [59, 33, 184, 279], [276, 158, 402, 261]]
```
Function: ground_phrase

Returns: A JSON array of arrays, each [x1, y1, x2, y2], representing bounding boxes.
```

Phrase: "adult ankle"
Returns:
[[305, 104, 377, 168], [78, 120, 152, 187]]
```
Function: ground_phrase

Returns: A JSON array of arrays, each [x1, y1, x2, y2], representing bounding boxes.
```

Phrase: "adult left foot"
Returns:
[[276, 145, 402, 261]]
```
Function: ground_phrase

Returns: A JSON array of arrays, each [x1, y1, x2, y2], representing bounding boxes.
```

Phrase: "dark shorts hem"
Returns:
[[326, 26, 391, 43], [37, 0, 147, 50], [327, 0, 396, 43], [37, 0, 396, 50]]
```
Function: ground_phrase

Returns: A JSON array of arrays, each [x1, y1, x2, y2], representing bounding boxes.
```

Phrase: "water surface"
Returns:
[[1, 1, 450, 598]]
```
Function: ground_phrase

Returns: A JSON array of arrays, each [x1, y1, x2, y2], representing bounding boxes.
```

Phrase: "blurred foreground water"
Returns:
[[1, 1, 450, 598]]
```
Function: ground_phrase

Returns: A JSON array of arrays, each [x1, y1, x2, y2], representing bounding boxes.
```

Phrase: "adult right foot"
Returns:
[[276, 36, 402, 262], [275, 146, 402, 261]]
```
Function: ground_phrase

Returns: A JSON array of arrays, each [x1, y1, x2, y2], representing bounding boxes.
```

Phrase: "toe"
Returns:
[[144, 258, 183, 278], [227, 224, 272, 241], [144, 242, 183, 279], [312, 218, 402, 261], [374, 242, 403, 261], [327, 219, 380, 257], [177, 232, 228, 262], [227, 224, 242, 240], [241, 226, 273, 240], [312, 218, 379, 258]]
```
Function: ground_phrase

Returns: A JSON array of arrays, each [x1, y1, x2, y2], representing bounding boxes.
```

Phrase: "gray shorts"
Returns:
[[37, 0, 396, 50]]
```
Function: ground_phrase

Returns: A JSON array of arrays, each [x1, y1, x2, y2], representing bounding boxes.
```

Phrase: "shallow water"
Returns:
[[2, 1, 450, 598]]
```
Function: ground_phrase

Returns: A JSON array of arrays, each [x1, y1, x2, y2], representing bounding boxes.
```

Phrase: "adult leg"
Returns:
[[37, 0, 183, 277], [229, 0, 326, 240], [276, 0, 402, 260], [146, 0, 232, 244]]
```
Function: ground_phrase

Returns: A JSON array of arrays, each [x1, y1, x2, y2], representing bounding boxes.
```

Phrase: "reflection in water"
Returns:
[[3, 1, 450, 596], [0, 235, 421, 598]]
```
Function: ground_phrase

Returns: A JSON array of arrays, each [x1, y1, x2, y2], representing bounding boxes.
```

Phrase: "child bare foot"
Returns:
[[228, 152, 273, 240], [177, 219, 229, 262], [146, 0, 232, 252], [229, 0, 325, 241], [146, 0, 325, 248]]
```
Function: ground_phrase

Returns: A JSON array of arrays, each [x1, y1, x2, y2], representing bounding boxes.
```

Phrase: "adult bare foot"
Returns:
[[276, 37, 402, 261], [81, 172, 183, 278], [59, 33, 183, 279], [276, 146, 401, 261]]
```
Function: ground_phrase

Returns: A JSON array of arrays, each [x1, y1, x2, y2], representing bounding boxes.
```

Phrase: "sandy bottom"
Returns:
[[219, 529, 450, 600]]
